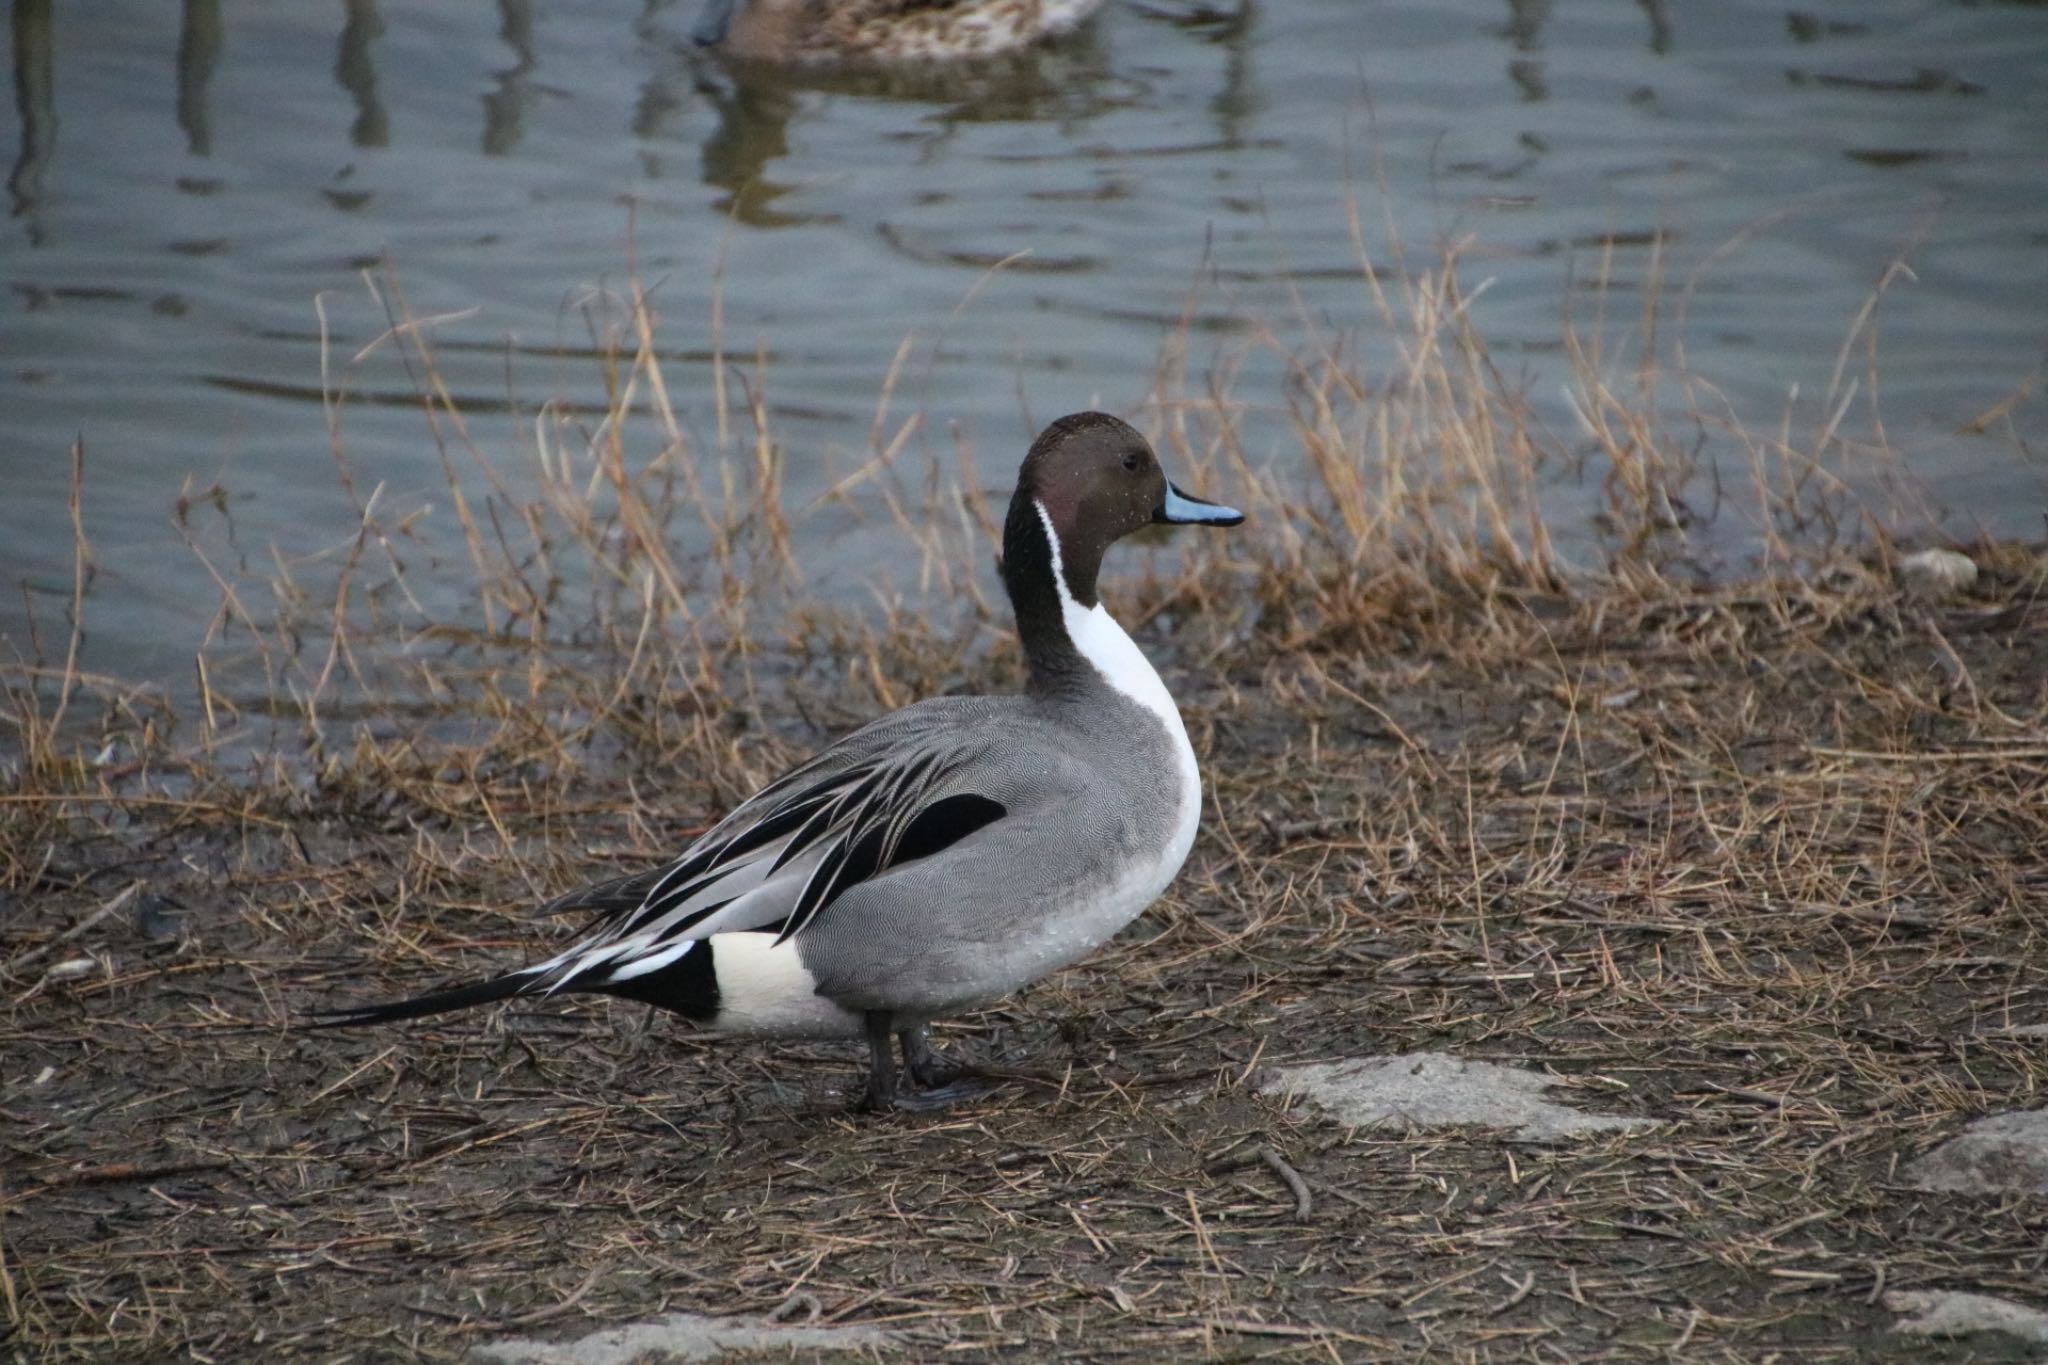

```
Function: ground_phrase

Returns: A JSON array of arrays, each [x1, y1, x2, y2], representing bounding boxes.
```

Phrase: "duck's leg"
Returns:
[[895, 1023, 1013, 1108], [860, 1019, 1036, 1112], [859, 1011, 900, 1111], [858, 1015, 977, 1112]]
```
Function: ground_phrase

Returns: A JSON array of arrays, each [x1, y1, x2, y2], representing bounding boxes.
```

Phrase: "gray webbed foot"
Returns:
[[898, 1024, 969, 1089], [855, 1016, 1003, 1112]]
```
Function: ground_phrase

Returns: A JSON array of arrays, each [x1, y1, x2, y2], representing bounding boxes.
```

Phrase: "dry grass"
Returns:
[[2, 228, 2045, 1361]]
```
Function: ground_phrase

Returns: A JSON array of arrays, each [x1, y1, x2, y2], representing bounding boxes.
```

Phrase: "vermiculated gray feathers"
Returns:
[[527, 697, 1036, 991]]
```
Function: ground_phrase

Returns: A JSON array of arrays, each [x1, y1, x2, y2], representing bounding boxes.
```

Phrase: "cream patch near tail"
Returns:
[[707, 933, 864, 1038]]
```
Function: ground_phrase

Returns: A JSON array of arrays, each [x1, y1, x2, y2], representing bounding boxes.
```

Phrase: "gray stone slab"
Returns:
[[1904, 1109, 2048, 1196], [1898, 547, 1979, 598], [473, 1312, 896, 1364], [1255, 1051, 1655, 1142], [1886, 1290, 2048, 1346]]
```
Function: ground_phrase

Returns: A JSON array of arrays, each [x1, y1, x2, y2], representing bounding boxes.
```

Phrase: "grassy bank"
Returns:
[[2, 244, 2045, 1360]]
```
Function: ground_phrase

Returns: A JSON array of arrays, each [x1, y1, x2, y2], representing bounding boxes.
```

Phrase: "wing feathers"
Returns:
[[532, 734, 1010, 992]]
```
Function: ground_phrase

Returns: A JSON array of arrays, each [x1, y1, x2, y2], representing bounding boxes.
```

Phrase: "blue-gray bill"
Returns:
[[1155, 482, 1245, 527]]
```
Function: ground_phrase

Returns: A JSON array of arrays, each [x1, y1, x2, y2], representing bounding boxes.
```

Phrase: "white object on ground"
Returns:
[[1886, 1289, 2048, 1346], [1256, 1052, 1656, 1142], [1897, 548, 1978, 597], [1904, 1109, 2048, 1196], [473, 1312, 896, 1365]]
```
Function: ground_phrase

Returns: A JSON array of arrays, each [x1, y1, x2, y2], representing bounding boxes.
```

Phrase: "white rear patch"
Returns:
[[709, 933, 862, 1038]]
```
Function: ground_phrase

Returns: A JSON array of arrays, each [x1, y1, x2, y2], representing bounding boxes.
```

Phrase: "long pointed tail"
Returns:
[[304, 968, 548, 1030]]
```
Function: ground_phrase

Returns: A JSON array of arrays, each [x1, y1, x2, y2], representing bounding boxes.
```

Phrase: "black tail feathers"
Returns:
[[304, 969, 545, 1030]]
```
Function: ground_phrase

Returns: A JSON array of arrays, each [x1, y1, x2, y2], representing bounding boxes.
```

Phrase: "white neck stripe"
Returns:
[[1031, 499, 1184, 731], [1032, 498, 1076, 604]]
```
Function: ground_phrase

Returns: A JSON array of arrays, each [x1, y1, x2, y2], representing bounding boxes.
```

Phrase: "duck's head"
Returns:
[[1004, 412, 1242, 613]]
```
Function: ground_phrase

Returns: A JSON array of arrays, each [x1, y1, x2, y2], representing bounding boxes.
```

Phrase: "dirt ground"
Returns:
[[4, 557, 2046, 1362]]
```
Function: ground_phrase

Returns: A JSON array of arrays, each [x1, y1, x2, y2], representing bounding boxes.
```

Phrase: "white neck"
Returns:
[[1030, 501, 1204, 920], [1032, 500, 1185, 733]]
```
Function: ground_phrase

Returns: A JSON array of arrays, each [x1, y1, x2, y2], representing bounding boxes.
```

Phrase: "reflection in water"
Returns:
[[0, 0, 1255, 242], [696, 78, 806, 227], [337, 0, 389, 148], [1499, 0, 1549, 102], [1498, 0, 1549, 53], [1198, 2, 1258, 150], [175, 0, 221, 157], [8, 0, 54, 235], [1786, 12, 1869, 44], [1636, 0, 1671, 58], [1507, 59, 1544, 104], [628, 1, 687, 129], [687, 31, 1130, 230], [482, 0, 535, 156], [1798, 67, 1985, 96]]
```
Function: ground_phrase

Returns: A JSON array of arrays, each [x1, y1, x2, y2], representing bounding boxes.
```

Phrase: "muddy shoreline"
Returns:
[[5, 545, 2045, 1361]]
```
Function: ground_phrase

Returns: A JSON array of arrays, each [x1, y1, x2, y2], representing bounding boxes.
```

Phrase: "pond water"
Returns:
[[3, 0, 2044, 686]]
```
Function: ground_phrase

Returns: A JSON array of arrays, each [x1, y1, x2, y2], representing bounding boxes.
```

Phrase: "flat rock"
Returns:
[[1255, 1051, 1655, 1142], [1897, 547, 1979, 598], [1904, 1109, 2048, 1196], [473, 1312, 896, 1365], [1886, 1290, 2048, 1346]]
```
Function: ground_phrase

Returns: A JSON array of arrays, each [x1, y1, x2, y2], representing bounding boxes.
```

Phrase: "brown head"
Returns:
[[1001, 412, 1242, 694]]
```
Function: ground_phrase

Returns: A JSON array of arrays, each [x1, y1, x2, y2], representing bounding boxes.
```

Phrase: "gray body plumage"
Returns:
[[511, 670, 1197, 1040], [793, 687, 1186, 1023]]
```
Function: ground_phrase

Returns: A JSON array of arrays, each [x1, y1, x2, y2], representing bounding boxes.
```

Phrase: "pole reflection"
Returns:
[[8, 0, 54, 236], [482, 0, 534, 155], [175, 0, 220, 157], [337, 0, 389, 148]]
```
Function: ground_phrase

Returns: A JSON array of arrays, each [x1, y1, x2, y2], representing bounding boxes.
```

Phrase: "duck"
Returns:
[[317, 411, 1242, 1110], [691, 0, 1110, 65]]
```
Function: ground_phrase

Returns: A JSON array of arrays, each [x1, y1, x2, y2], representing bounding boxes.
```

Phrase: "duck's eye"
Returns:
[[1121, 451, 1143, 473]]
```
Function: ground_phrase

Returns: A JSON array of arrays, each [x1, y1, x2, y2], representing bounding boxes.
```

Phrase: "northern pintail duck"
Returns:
[[319, 412, 1241, 1110], [692, 0, 1108, 64]]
